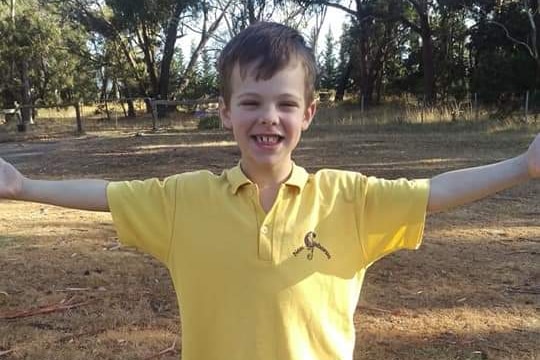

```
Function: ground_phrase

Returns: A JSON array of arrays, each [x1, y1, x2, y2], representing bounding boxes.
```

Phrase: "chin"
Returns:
[[245, 154, 290, 168]]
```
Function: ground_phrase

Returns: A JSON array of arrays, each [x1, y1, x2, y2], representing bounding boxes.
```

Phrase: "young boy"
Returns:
[[0, 22, 539, 360]]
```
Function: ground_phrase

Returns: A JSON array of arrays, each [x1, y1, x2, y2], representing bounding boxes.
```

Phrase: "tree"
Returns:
[[105, 0, 202, 110], [435, 2, 468, 102], [57, 0, 200, 106], [0, 2, 95, 118], [398, 0, 437, 104], [335, 22, 354, 101], [176, 0, 233, 97], [302, 0, 401, 106], [319, 29, 338, 89], [468, 0, 537, 103], [469, 0, 539, 88]]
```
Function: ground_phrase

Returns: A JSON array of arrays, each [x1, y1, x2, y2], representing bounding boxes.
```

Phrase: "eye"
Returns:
[[280, 102, 299, 109], [240, 101, 259, 107]]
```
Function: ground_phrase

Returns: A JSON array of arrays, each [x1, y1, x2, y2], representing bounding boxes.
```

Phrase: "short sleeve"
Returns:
[[107, 176, 178, 265], [358, 177, 430, 267]]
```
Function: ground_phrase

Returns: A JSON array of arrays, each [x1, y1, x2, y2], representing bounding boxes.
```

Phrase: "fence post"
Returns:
[[151, 99, 158, 131], [474, 93, 479, 121], [75, 101, 84, 134], [525, 90, 529, 123], [421, 95, 425, 124]]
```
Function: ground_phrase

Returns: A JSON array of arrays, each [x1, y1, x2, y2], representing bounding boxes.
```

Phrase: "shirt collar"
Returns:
[[226, 162, 309, 194]]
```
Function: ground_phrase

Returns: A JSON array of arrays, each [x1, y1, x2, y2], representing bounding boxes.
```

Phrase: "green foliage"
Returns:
[[0, 2, 96, 107], [319, 29, 338, 90], [178, 49, 218, 100], [0, 0, 536, 109], [469, 1, 537, 103], [197, 114, 221, 130]]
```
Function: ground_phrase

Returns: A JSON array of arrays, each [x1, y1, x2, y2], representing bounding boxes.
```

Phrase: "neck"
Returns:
[[240, 160, 293, 189]]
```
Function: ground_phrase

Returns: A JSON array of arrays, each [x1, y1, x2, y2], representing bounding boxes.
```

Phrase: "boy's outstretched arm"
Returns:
[[427, 134, 540, 213], [0, 157, 109, 212]]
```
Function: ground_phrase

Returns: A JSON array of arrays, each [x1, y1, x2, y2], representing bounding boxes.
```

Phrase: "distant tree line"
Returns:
[[0, 0, 537, 122]]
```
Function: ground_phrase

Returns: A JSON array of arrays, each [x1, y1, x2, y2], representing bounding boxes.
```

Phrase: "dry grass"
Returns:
[[0, 106, 539, 359]]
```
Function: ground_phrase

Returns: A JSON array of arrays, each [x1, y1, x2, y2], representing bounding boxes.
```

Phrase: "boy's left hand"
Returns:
[[526, 133, 540, 179]]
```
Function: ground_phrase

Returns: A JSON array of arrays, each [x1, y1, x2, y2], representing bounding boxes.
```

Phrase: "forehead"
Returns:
[[230, 60, 307, 97]]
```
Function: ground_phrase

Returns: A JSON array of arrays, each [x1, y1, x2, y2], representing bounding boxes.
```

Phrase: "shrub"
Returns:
[[197, 115, 221, 130]]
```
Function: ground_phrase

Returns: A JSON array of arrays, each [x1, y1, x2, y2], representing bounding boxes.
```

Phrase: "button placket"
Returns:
[[247, 184, 272, 261], [258, 220, 273, 261], [260, 184, 289, 263]]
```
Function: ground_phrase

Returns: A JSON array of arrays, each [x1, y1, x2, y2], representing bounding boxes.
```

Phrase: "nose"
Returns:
[[258, 105, 279, 125]]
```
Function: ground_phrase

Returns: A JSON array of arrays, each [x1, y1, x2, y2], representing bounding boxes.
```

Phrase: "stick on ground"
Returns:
[[143, 340, 178, 360], [0, 297, 93, 320]]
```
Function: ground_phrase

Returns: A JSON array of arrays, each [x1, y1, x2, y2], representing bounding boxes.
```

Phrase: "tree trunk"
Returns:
[[157, 3, 184, 118], [177, 0, 232, 95], [247, 0, 257, 24], [127, 99, 136, 118], [402, 1, 437, 104], [138, 23, 159, 97], [20, 60, 33, 125], [335, 60, 352, 101], [421, 20, 436, 105]]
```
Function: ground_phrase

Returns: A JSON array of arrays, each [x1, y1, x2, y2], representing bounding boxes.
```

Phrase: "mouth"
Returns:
[[251, 134, 284, 145]]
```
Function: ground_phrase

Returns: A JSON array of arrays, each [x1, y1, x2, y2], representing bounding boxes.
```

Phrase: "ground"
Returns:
[[0, 121, 538, 360]]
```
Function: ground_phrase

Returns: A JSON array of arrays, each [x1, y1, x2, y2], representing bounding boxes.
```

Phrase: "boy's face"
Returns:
[[219, 61, 317, 176]]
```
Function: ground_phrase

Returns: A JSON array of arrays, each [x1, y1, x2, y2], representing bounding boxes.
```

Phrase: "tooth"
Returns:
[[255, 135, 280, 144]]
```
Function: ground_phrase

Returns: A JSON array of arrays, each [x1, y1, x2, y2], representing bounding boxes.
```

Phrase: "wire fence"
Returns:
[[0, 97, 220, 136], [0, 91, 537, 137]]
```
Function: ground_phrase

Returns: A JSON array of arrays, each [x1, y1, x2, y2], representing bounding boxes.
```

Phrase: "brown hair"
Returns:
[[217, 22, 318, 107]]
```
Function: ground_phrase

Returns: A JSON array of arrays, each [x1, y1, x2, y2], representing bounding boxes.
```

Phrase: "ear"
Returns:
[[219, 97, 232, 130], [302, 100, 317, 131]]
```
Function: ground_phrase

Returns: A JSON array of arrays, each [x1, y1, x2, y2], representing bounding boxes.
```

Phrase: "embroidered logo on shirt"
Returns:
[[292, 231, 331, 260]]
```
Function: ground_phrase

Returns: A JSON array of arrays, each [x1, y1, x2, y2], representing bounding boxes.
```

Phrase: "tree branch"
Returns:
[[400, 15, 421, 34], [487, 20, 536, 59], [318, 1, 357, 17]]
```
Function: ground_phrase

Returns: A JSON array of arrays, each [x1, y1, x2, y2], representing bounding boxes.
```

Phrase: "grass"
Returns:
[[0, 235, 18, 249], [1, 99, 537, 143]]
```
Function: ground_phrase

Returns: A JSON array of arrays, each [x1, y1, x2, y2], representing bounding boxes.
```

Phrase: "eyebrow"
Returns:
[[236, 92, 302, 101]]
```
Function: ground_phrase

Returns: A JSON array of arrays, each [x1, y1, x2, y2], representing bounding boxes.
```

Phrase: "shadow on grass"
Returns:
[[0, 235, 27, 249], [354, 327, 538, 360]]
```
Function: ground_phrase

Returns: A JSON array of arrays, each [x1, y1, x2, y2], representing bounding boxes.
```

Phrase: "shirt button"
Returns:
[[261, 226, 269, 234]]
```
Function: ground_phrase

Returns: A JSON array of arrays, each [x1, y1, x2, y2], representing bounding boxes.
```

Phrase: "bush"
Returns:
[[197, 115, 221, 130]]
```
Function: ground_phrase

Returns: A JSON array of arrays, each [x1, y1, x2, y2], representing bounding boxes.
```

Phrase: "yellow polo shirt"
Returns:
[[107, 164, 430, 360]]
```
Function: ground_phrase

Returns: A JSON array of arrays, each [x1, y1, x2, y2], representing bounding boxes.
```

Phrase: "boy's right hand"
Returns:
[[0, 157, 25, 200]]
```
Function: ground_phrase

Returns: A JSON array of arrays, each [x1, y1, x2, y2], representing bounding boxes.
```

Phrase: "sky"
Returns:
[[320, 6, 348, 44]]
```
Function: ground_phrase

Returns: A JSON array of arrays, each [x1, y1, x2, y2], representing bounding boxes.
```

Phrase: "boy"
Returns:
[[0, 22, 539, 360]]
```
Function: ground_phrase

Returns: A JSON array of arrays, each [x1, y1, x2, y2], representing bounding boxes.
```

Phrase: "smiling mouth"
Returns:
[[252, 135, 284, 145]]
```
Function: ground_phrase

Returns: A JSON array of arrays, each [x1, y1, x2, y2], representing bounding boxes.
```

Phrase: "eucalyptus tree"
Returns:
[[215, 0, 326, 54], [298, 0, 402, 106], [219, 0, 308, 37], [468, 0, 538, 103], [394, 0, 437, 104], [176, 0, 233, 96], [435, 1, 469, 102], [56, 0, 200, 103], [103, 0, 201, 104], [0, 1, 94, 121]]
